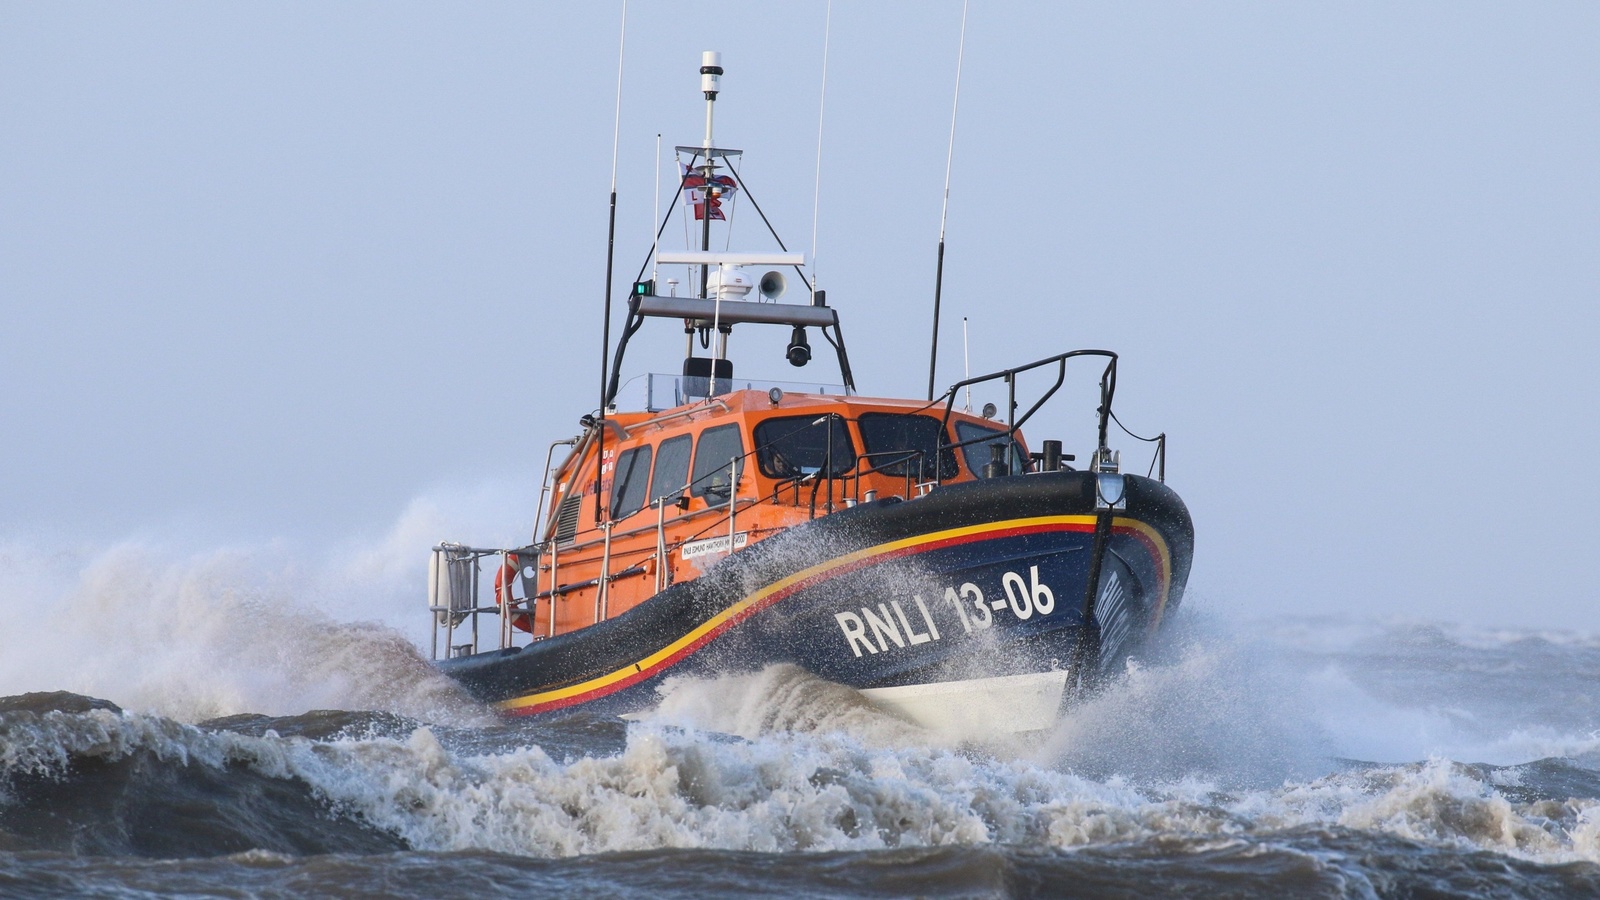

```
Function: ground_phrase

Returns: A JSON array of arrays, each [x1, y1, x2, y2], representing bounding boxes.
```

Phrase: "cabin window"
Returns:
[[691, 423, 745, 506], [651, 434, 692, 506], [609, 445, 653, 520], [955, 421, 1027, 476], [753, 414, 856, 478], [857, 413, 958, 480]]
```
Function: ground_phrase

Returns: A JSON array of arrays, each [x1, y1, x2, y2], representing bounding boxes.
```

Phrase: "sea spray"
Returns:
[[0, 541, 484, 723], [0, 483, 533, 723], [1033, 614, 1336, 788]]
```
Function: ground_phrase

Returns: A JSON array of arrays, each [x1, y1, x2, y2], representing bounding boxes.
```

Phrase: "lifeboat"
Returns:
[[427, 53, 1193, 736]]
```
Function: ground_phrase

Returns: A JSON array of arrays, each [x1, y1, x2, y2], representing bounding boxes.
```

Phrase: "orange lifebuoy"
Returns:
[[493, 553, 535, 633]]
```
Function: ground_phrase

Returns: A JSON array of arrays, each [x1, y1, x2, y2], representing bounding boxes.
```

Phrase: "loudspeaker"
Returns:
[[758, 270, 786, 301]]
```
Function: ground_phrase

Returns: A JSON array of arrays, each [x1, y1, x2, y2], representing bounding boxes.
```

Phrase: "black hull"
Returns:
[[438, 471, 1193, 720]]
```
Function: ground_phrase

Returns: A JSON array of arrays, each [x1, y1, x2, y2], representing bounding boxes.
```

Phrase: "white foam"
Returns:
[[7, 665, 1600, 864], [275, 663, 1591, 862]]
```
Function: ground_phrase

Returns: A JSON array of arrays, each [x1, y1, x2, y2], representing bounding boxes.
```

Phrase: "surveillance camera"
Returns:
[[786, 326, 811, 367]]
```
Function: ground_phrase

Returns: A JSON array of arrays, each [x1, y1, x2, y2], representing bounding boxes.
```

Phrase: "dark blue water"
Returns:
[[4, 610, 1600, 898]]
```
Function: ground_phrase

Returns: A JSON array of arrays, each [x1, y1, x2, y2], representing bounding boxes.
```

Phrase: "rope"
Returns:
[[1109, 409, 1162, 443]]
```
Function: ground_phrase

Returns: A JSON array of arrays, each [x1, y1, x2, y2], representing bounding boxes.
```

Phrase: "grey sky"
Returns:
[[2, 2, 1596, 629]]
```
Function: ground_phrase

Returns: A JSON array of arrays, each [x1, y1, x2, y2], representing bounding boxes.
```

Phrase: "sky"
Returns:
[[2, 2, 1597, 631]]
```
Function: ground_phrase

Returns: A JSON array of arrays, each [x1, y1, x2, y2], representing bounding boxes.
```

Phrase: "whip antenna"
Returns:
[[652, 132, 661, 280], [597, 0, 628, 523], [963, 316, 972, 411], [810, 0, 833, 300], [926, 0, 968, 400]]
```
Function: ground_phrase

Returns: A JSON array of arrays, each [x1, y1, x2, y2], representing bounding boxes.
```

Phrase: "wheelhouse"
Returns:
[[521, 388, 1033, 638]]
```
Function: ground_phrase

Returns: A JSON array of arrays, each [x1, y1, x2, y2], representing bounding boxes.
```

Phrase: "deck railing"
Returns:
[[427, 543, 537, 659]]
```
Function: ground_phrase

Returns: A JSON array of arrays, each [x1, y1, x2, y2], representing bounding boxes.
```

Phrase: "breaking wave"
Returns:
[[3, 682, 1600, 870], [5, 618, 1600, 873]]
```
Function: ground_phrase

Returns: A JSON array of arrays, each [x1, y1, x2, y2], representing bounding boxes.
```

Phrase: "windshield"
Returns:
[[954, 421, 1027, 477], [691, 423, 745, 505], [857, 413, 958, 480], [651, 434, 692, 505], [609, 445, 652, 519], [754, 414, 856, 478]]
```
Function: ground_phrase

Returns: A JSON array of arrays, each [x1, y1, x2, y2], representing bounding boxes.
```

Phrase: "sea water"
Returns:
[[2, 529, 1599, 898]]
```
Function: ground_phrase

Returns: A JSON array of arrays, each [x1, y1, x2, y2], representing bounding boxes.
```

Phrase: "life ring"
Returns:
[[493, 553, 535, 633]]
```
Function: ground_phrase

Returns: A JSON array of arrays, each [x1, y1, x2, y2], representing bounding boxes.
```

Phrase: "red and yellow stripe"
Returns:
[[500, 513, 1169, 715], [1109, 517, 1174, 630]]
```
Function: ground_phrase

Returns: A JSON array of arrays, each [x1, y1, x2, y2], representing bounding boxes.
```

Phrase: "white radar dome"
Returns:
[[706, 264, 754, 301]]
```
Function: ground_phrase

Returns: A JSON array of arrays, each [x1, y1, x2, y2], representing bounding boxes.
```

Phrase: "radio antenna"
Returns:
[[926, 0, 969, 401], [962, 316, 972, 411], [597, 0, 628, 523], [651, 132, 661, 281], [810, 0, 833, 300]]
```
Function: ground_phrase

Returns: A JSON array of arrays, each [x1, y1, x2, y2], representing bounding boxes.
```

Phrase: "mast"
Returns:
[[926, 0, 969, 401], [810, 0, 833, 302], [698, 51, 721, 303], [597, 0, 628, 524]]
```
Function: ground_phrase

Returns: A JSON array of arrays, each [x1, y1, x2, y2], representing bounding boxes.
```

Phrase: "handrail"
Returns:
[[849, 448, 921, 501], [542, 427, 596, 544], [635, 397, 731, 431], [935, 349, 1118, 475], [532, 437, 580, 550]]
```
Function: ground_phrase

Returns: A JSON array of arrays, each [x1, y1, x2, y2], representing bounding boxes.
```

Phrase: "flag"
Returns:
[[682, 164, 737, 221]]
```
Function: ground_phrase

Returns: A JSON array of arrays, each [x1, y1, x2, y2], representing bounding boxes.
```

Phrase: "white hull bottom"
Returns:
[[860, 670, 1070, 739]]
